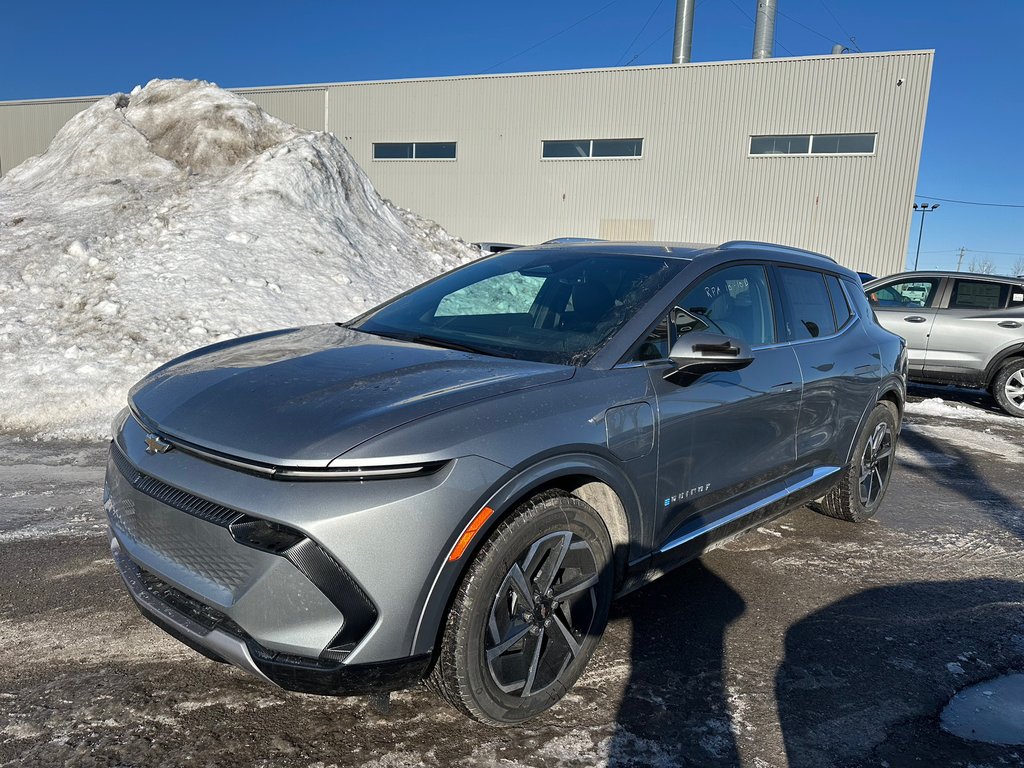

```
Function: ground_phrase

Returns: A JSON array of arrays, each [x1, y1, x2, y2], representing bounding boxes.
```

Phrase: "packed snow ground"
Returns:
[[0, 79, 477, 439]]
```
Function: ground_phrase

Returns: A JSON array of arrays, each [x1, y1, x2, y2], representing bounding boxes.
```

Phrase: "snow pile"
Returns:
[[0, 79, 477, 439]]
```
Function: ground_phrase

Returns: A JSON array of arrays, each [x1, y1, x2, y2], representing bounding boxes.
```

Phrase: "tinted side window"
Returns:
[[778, 268, 836, 340], [678, 264, 776, 346], [843, 276, 877, 322], [949, 279, 1009, 310], [1011, 285, 1024, 308], [867, 278, 940, 308], [826, 274, 853, 329]]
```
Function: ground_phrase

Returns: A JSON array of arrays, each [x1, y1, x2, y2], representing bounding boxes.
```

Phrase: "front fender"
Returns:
[[409, 450, 644, 657]]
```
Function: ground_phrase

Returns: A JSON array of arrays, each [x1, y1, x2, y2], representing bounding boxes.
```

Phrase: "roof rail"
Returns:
[[718, 240, 836, 263]]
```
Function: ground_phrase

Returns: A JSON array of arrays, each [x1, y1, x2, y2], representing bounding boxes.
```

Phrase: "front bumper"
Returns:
[[112, 538, 430, 694], [105, 414, 509, 689]]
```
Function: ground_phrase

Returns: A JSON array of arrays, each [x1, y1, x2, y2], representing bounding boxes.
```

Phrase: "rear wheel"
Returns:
[[428, 491, 614, 725], [816, 401, 898, 523], [992, 359, 1024, 418]]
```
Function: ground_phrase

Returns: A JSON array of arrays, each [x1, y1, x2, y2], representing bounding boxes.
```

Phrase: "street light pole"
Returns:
[[912, 202, 940, 270]]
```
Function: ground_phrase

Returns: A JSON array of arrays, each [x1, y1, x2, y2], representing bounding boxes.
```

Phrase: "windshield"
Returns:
[[350, 250, 685, 365]]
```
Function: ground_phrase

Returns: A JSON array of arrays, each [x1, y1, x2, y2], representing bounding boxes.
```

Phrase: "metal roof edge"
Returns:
[[0, 49, 936, 104]]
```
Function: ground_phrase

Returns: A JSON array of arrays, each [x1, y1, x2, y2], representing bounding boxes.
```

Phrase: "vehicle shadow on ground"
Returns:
[[776, 427, 1024, 766], [604, 559, 746, 766], [900, 427, 1024, 541], [604, 425, 1024, 767], [776, 578, 1024, 767]]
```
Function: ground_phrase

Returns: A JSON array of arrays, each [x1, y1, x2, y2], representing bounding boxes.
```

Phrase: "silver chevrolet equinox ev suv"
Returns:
[[864, 270, 1024, 417], [107, 241, 907, 725]]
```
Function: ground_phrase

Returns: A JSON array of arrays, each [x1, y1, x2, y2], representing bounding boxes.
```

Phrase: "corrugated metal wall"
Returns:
[[0, 51, 932, 275], [0, 98, 97, 175], [328, 51, 932, 276], [236, 87, 326, 132]]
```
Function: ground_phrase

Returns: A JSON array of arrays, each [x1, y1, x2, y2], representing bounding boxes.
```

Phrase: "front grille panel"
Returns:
[[111, 444, 240, 527]]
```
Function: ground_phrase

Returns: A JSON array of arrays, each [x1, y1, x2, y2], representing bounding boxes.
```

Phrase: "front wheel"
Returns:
[[992, 359, 1024, 418], [815, 401, 898, 523], [428, 491, 614, 725]]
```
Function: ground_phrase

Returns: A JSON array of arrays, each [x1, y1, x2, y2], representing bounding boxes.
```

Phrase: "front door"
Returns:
[[640, 263, 802, 556], [867, 276, 944, 373]]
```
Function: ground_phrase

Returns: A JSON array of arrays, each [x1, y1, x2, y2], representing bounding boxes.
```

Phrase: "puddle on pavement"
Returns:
[[940, 673, 1024, 746]]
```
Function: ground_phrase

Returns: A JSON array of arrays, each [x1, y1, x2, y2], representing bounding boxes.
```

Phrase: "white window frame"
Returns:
[[541, 138, 644, 161], [373, 141, 458, 161], [748, 132, 877, 158]]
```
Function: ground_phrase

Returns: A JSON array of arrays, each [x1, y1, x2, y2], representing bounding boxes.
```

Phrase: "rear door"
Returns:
[[775, 267, 881, 471], [924, 277, 1024, 383], [867, 276, 944, 372]]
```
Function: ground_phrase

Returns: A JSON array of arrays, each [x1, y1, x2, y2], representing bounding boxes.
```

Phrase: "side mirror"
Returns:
[[666, 330, 754, 379]]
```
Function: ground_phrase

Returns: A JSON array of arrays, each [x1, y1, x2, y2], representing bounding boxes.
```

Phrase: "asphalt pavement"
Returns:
[[1, 385, 1022, 767]]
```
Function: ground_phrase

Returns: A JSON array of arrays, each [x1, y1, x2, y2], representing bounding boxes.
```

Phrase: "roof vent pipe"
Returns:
[[672, 0, 696, 64], [752, 0, 778, 59], [831, 43, 849, 55]]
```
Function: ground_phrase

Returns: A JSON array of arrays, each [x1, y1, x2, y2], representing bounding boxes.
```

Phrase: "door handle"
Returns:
[[998, 320, 1022, 329], [903, 316, 928, 324]]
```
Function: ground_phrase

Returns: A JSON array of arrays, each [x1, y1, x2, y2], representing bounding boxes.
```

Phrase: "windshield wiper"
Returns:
[[408, 335, 497, 356]]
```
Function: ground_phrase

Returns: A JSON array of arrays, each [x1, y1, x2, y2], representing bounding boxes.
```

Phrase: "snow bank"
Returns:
[[904, 397, 1003, 422], [0, 79, 477, 439]]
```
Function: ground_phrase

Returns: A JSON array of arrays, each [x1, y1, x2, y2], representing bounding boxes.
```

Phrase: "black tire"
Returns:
[[992, 359, 1024, 418], [816, 401, 898, 523], [427, 490, 614, 726]]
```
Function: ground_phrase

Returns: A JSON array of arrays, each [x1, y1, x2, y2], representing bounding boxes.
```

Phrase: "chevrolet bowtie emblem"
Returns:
[[144, 433, 173, 455]]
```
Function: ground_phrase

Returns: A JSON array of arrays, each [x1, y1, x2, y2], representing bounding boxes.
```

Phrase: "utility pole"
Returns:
[[956, 246, 966, 272]]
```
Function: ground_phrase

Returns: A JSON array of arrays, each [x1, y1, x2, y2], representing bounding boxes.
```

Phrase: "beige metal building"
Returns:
[[0, 50, 932, 276]]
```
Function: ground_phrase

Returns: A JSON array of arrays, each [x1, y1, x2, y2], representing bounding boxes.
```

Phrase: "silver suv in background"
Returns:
[[865, 271, 1024, 416], [108, 241, 906, 725]]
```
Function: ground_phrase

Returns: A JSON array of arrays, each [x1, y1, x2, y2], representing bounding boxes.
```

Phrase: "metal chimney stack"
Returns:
[[672, 0, 696, 64], [752, 0, 778, 59]]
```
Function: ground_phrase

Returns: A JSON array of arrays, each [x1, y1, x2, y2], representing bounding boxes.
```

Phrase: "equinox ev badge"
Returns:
[[144, 433, 172, 455]]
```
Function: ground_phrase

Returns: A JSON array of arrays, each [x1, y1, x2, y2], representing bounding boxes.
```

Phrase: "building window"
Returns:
[[749, 133, 875, 156], [542, 138, 643, 159], [749, 135, 810, 155], [811, 133, 876, 154], [373, 142, 456, 160]]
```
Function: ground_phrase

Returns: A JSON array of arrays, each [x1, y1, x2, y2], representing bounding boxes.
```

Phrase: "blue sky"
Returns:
[[1, 0, 1021, 273]]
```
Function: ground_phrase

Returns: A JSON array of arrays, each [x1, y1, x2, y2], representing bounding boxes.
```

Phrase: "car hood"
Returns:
[[129, 325, 574, 466]]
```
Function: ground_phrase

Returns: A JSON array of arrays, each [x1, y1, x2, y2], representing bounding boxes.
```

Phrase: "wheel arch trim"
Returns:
[[984, 342, 1024, 385], [409, 452, 642, 658]]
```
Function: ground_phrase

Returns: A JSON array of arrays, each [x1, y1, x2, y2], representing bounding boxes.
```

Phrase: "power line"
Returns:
[[625, 27, 673, 66], [479, 0, 623, 75], [921, 248, 1024, 257], [776, 9, 843, 47], [817, 0, 860, 51], [915, 194, 1024, 209], [616, 0, 665, 66]]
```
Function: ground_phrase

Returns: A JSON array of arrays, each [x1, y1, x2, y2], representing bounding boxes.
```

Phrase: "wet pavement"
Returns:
[[1, 385, 1022, 767]]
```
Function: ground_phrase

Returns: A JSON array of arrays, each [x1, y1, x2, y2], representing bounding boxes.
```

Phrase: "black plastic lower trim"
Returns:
[[250, 651, 432, 696]]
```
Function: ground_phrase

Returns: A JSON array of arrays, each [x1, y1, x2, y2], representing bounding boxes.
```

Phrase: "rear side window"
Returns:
[[1011, 286, 1024, 308], [778, 268, 836, 340], [948, 279, 1009, 310], [826, 274, 853, 329]]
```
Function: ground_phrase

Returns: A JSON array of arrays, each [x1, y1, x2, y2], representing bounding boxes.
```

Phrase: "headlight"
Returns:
[[110, 406, 131, 438]]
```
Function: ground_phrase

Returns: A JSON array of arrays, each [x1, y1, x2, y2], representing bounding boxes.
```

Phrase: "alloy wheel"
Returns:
[[485, 531, 600, 697], [859, 421, 894, 507]]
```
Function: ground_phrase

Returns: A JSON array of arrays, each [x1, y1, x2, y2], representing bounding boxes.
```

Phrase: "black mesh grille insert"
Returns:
[[111, 444, 241, 527], [135, 565, 248, 638]]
